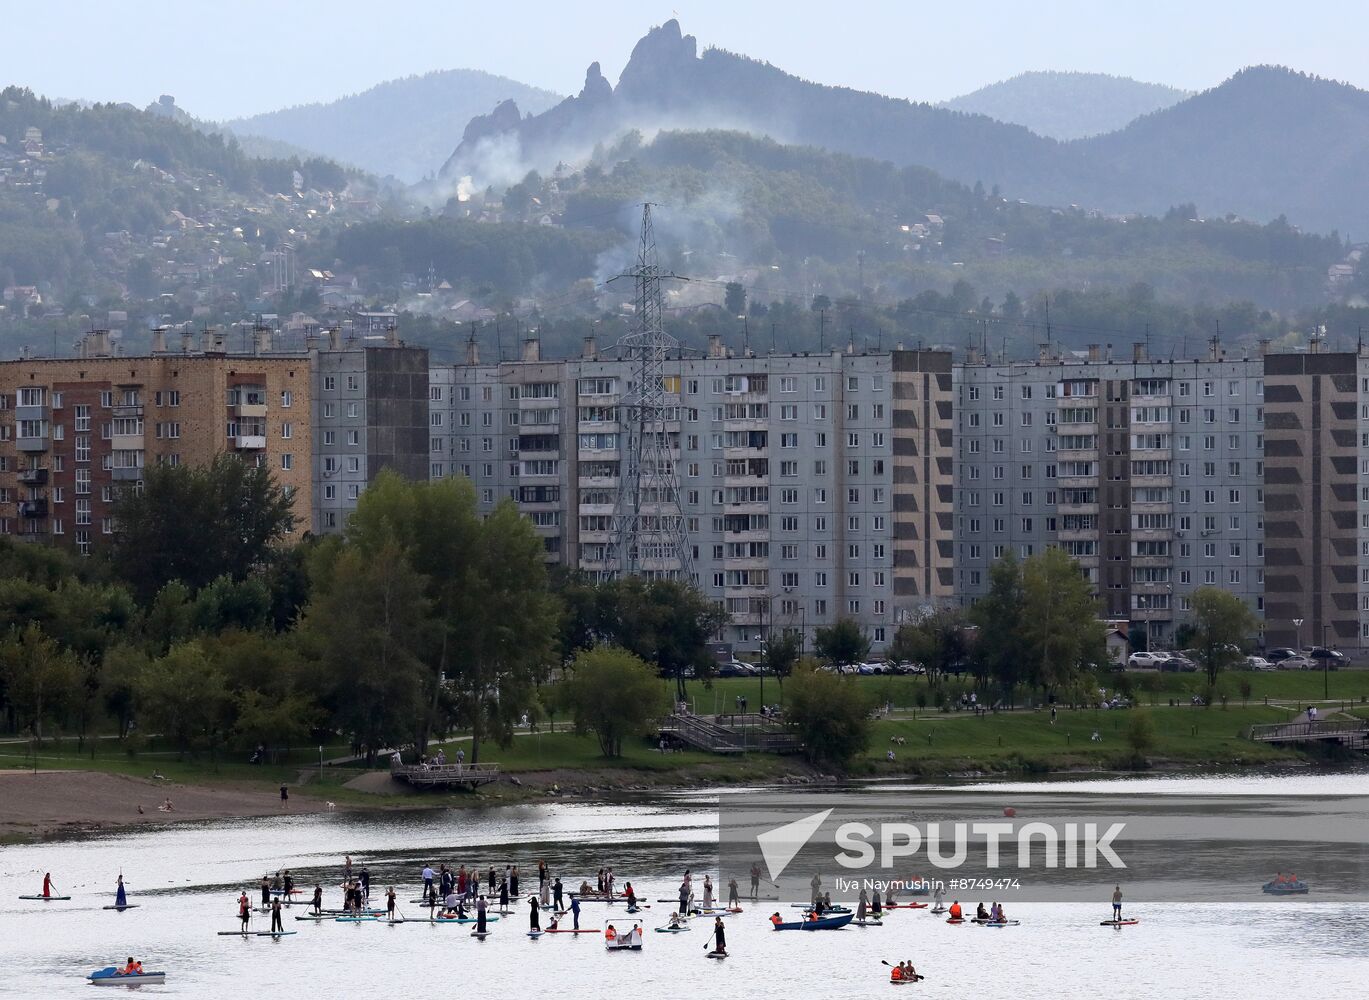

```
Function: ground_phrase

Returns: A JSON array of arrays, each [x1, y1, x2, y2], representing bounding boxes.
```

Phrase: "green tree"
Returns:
[[724, 281, 747, 316], [1125, 710, 1156, 759], [597, 577, 727, 702], [112, 455, 296, 600], [303, 540, 432, 762], [761, 630, 801, 694], [813, 616, 870, 667], [783, 664, 873, 768], [971, 552, 1026, 698], [1019, 547, 1107, 696], [134, 641, 233, 760], [1188, 587, 1257, 687], [0, 624, 82, 740], [557, 646, 668, 757], [101, 643, 150, 738]]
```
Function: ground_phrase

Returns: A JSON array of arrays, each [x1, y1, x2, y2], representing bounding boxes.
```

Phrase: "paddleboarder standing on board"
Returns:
[[115, 875, 127, 908], [238, 892, 251, 931], [528, 894, 541, 931], [311, 884, 322, 916], [1112, 885, 1123, 920], [709, 916, 728, 957], [552, 877, 564, 912], [386, 887, 397, 922], [270, 897, 284, 933], [750, 863, 761, 900], [42, 873, 54, 898], [570, 895, 581, 930], [476, 894, 488, 934]]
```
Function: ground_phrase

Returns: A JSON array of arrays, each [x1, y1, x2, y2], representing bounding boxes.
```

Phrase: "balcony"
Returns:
[[111, 404, 144, 419], [15, 403, 48, 422], [18, 498, 48, 518], [235, 402, 268, 418], [18, 468, 48, 485], [16, 435, 48, 453], [112, 467, 143, 482], [111, 433, 144, 452], [235, 435, 267, 450]]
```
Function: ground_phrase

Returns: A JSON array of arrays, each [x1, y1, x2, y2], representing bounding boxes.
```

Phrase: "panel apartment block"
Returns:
[[0, 330, 313, 549], [311, 333, 429, 534], [429, 340, 952, 653], [954, 346, 1265, 647], [1262, 350, 1358, 649]]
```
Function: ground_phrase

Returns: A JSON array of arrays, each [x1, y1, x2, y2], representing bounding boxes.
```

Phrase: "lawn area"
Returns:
[[689, 670, 1369, 713], [428, 730, 721, 774]]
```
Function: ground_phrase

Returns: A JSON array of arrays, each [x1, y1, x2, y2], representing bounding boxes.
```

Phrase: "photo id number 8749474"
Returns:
[[946, 878, 1022, 891]]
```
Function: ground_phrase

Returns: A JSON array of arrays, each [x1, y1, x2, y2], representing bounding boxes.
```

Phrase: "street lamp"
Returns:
[[1322, 624, 1331, 700], [1292, 618, 1304, 654]]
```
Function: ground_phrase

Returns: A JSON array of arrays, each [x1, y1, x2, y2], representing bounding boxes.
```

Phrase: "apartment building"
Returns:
[[429, 337, 953, 652], [0, 328, 313, 549], [1261, 349, 1361, 650], [953, 344, 1266, 646], [310, 329, 429, 534]]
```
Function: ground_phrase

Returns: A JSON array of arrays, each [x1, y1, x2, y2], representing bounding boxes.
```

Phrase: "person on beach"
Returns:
[[270, 897, 284, 933], [238, 892, 251, 931], [1112, 885, 1123, 920], [279, 784, 288, 808], [529, 894, 541, 931]]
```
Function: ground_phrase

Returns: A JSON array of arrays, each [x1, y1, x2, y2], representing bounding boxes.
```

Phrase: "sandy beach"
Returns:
[[0, 770, 326, 841]]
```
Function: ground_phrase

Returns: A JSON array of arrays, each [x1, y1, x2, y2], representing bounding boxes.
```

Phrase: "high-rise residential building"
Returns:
[[0, 328, 313, 550], [953, 343, 1266, 646], [1261, 349, 1362, 650], [429, 338, 953, 653], [309, 328, 429, 534]]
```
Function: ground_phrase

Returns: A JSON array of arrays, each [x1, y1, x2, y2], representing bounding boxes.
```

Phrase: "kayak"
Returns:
[[889, 975, 926, 985], [771, 913, 853, 931], [1262, 881, 1309, 895], [102, 904, 140, 911], [19, 895, 71, 901], [1101, 919, 1141, 926], [88, 968, 166, 986]]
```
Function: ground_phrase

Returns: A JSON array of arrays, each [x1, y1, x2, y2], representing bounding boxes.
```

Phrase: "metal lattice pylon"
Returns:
[[607, 204, 692, 582]]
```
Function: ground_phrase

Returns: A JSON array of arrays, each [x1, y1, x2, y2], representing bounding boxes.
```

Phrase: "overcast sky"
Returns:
[[9, 0, 1367, 120]]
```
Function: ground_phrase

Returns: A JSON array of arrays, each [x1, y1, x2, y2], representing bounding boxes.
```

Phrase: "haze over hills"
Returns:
[[225, 69, 562, 182], [939, 71, 1191, 140], [438, 20, 1369, 236]]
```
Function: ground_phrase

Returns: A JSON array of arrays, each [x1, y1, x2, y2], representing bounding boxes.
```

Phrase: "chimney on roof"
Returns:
[[707, 334, 725, 359], [254, 324, 272, 355], [1087, 343, 1101, 362], [1132, 341, 1147, 363], [582, 335, 597, 360], [520, 337, 540, 362], [1037, 343, 1052, 362], [386, 321, 399, 347], [966, 345, 982, 365], [151, 327, 167, 354], [327, 326, 340, 352], [83, 330, 112, 357], [181, 329, 193, 353], [846, 339, 855, 355], [304, 326, 319, 351], [201, 327, 214, 353]]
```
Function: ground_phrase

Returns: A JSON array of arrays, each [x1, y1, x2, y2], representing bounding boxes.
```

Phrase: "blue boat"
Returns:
[[88, 967, 167, 985], [771, 912, 853, 931], [1262, 880, 1309, 895]]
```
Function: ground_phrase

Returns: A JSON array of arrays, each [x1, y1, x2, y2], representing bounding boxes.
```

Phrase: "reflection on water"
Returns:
[[1, 775, 1367, 998]]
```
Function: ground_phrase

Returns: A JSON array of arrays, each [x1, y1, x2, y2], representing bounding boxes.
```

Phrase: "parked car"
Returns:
[[1161, 655, 1198, 673], [1308, 648, 1347, 670], [1126, 651, 1170, 669], [1266, 647, 1298, 663], [718, 660, 755, 678], [1245, 656, 1274, 671], [1277, 655, 1314, 670]]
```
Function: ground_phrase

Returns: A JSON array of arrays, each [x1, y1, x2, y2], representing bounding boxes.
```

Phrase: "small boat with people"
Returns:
[[604, 924, 644, 950], [88, 964, 166, 986], [770, 911, 854, 931], [1262, 873, 1309, 895]]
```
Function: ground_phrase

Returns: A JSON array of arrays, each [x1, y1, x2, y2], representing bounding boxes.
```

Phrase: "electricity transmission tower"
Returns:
[[608, 204, 692, 582]]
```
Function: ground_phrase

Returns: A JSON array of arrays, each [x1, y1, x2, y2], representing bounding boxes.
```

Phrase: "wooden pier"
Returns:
[[389, 761, 501, 789], [1247, 719, 1369, 749]]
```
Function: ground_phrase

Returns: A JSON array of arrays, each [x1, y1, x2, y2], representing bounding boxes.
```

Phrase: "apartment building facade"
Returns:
[[953, 345, 1266, 647], [310, 332, 429, 534], [0, 329, 314, 548], [429, 339, 953, 652]]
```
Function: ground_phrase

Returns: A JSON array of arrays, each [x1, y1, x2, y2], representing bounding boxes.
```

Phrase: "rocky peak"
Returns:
[[580, 62, 612, 104], [616, 18, 700, 101], [460, 98, 522, 145]]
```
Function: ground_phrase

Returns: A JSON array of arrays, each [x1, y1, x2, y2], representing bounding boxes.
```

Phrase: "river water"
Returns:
[[2, 774, 1366, 999]]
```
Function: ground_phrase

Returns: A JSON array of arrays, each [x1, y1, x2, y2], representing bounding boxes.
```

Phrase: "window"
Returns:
[[281, 454, 292, 471], [323, 376, 336, 391]]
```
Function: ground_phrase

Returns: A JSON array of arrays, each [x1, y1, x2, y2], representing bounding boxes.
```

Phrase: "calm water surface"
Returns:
[[2, 774, 1366, 999]]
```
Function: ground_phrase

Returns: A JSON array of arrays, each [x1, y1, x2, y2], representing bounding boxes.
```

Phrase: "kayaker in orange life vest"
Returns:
[[770, 912, 783, 926], [949, 900, 963, 920]]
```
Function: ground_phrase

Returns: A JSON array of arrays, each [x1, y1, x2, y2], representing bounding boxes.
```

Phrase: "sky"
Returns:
[[7, 0, 1369, 120]]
